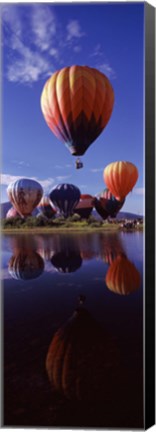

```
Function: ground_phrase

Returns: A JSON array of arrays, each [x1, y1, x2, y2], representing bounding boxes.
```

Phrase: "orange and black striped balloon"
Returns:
[[104, 161, 138, 201], [41, 65, 114, 156]]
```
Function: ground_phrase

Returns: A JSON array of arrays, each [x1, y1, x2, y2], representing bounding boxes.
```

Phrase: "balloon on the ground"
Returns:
[[38, 195, 56, 219], [93, 197, 108, 220], [49, 183, 80, 218], [41, 65, 114, 157], [103, 161, 138, 201], [105, 253, 141, 295], [97, 188, 125, 218], [74, 194, 94, 219], [7, 178, 43, 218], [6, 206, 20, 219]]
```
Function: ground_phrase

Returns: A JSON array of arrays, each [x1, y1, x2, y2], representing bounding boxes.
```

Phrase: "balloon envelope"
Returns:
[[38, 195, 56, 219], [7, 178, 43, 217], [41, 65, 114, 156], [97, 189, 125, 218], [104, 161, 138, 201], [49, 183, 80, 218], [74, 194, 94, 218], [6, 206, 20, 219]]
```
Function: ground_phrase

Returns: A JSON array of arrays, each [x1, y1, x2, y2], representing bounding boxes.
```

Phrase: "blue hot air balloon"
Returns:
[[49, 184, 80, 218]]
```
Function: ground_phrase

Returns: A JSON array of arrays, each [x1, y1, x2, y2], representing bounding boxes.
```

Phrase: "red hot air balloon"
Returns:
[[41, 66, 114, 160], [38, 195, 56, 219], [74, 194, 94, 218], [7, 178, 43, 218]]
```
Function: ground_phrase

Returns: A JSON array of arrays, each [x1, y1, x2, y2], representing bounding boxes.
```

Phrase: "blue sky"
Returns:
[[1, 3, 144, 214]]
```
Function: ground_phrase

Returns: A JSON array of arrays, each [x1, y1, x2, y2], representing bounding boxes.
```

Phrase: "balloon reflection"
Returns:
[[46, 305, 119, 402], [99, 233, 125, 265], [105, 253, 141, 295], [8, 250, 44, 280], [51, 251, 82, 273]]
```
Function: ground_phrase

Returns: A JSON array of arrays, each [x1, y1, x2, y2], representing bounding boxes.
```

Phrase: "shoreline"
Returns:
[[2, 225, 144, 235]]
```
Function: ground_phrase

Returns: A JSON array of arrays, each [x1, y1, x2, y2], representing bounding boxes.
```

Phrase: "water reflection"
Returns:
[[6, 233, 141, 292], [51, 251, 82, 273], [105, 253, 141, 295], [8, 251, 44, 280], [46, 303, 119, 402], [3, 232, 143, 428]]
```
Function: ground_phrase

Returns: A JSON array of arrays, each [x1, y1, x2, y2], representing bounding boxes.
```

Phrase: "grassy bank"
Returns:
[[1, 215, 144, 234]]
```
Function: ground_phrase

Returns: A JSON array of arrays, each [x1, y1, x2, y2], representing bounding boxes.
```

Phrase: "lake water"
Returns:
[[2, 231, 144, 429]]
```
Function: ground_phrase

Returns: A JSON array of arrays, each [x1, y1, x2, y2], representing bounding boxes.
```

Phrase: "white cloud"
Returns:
[[2, 5, 56, 83], [66, 20, 85, 41], [80, 185, 87, 189], [31, 5, 57, 52], [90, 168, 103, 173], [90, 44, 103, 57], [73, 45, 81, 53], [96, 63, 116, 79], [1, 173, 55, 192], [7, 51, 52, 83], [56, 175, 71, 182], [2, 5, 87, 84], [134, 187, 145, 196]]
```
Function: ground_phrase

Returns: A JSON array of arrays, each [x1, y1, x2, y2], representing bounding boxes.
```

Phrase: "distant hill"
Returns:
[[0, 201, 143, 220], [91, 209, 143, 220]]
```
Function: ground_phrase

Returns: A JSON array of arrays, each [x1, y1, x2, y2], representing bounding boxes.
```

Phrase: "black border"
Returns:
[[145, 2, 155, 429]]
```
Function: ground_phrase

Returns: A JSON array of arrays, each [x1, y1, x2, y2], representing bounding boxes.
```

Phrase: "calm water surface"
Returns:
[[2, 231, 144, 428]]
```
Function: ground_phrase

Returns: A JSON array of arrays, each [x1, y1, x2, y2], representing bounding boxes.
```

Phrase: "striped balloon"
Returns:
[[104, 161, 139, 201], [97, 188, 125, 217], [49, 184, 81, 218], [7, 178, 43, 217], [41, 65, 114, 156], [38, 194, 56, 219], [8, 251, 44, 280]]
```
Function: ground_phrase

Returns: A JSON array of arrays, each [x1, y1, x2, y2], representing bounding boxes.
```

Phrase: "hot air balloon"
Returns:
[[38, 195, 56, 219], [49, 184, 80, 218], [7, 178, 43, 218], [103, 162, 138, 201], [46, 305, 119, 402], [93, 197, 108, 220], [8, 250, 44, 280], [6, 206, 20, 219], [40, 66, 114, 166], [105, 253, 141, 295], [95, 188, 125, 218], [74, 194, 94, 219]]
